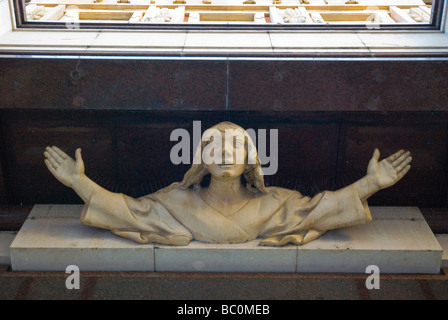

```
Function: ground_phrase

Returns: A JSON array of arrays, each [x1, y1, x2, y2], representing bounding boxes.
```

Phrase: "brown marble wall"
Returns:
[[228, 60, 448, 112], [0, 58, 447, 111], [0, 59, 227, 110]]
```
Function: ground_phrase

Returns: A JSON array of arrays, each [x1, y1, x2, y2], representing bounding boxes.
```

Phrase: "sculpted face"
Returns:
[[203, 129, 247, 180]]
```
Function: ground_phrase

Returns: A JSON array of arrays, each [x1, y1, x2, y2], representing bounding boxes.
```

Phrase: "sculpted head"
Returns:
[[166, 122, 269, 194]]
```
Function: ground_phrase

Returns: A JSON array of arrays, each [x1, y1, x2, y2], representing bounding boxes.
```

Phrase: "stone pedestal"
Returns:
[[9, 205, 443, 273], [10, 205, 154, 272], [297, 207, 442, 273]]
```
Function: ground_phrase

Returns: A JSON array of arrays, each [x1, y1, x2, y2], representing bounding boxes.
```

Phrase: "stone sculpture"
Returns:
[[44, 121, 412, 246]]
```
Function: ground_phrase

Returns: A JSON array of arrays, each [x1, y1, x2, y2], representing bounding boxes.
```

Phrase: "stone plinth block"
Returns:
[[436, 234, 448, 268], [297, 207, 442, 274], [10, 205, 154, 272], [9, 205, 443, 273], [154, 240, 297, 273]]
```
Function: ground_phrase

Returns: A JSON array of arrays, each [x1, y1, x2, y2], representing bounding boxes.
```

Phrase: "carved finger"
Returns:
[[52, 146, 68, 160], [46, 146, 63, 164], [43, 151, 57, 164], [47, 156, 59, 169], [386, 149, 405, 164], [395, 156, 412, 172], [397, 165, 411, 180], [75, 148, 82, 162], [392, 151, 411, 167], [372, 148, 380, 162], [44, 158, 57, 172]]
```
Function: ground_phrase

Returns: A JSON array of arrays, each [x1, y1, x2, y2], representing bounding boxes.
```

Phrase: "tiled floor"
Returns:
[[1, 266, 447, 300]]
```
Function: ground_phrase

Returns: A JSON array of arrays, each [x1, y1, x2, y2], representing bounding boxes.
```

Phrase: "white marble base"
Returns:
[[155, 240, 297, 273], [436, 234, 448, 268], [298, 207, 442, 274], [9, 205, 443, 273], [10, 205, 154, 272]]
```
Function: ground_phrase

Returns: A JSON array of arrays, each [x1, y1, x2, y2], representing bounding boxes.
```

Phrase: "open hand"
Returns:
[[367, 149, 412, 190], [44, 146, 85, 188]]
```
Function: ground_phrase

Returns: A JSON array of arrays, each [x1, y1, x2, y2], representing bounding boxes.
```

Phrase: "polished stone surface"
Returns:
[[298, 207, 443, 274], [9, 205, 443, 273], [155, 240, 297, 273], [10, 205, 155, 272], [436, 234, 448, 268]]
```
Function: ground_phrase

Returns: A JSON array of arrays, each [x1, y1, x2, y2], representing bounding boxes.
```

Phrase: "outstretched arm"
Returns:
[[349, 148, 412, 202], [44, 146, 103, 204], [299, 149, 411, 245]]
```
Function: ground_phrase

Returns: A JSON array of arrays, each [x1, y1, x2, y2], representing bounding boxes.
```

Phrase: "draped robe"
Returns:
[[80, 184, 372, 246]]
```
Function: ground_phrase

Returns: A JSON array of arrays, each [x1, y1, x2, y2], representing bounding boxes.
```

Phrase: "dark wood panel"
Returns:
[[0, 109, 446, 221], [0, 158, 7, 204], [0, 205, 32, 231], [263, 123, 339, 196], [0, 110, 115, 204], [0, 113, 8, 204], [337, 123, 448, 207], [421, 208, 448, 234], [115, 121, 193, 198]]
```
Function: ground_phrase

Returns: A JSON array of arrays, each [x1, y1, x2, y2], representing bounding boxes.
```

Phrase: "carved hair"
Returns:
[[163, 121, 269, 194]]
